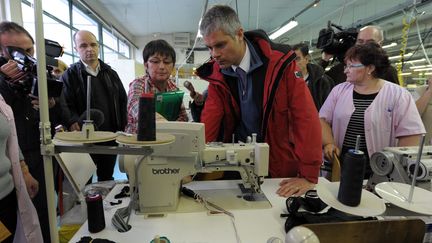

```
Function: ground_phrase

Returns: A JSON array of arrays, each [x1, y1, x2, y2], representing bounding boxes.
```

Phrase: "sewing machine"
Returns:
[[367, 146, 432, 191], [118, 122, 270, 214]]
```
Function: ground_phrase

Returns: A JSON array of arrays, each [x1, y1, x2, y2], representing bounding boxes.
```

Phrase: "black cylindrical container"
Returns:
[[137, 93, 156, 141], [337, 149, 366, 206], [86, 194, 105, 233]]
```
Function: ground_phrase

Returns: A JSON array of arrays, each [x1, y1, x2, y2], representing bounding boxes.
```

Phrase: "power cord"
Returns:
[[181, 187, 242, 243]]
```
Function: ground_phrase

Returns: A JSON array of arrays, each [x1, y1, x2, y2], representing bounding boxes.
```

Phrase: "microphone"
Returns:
[[78, 109, 105, 130], [183, 80, 196, 97], [183, 80, 204, 105]]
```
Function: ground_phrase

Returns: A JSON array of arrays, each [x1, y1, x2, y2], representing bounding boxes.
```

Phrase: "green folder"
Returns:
[[155, 90, 184, 121]]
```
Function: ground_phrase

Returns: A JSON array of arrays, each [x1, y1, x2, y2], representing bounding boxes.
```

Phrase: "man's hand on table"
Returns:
[[276, 178, 315, 197]]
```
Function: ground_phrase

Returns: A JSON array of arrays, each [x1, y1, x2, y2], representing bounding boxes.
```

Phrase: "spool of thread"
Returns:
[[337, 149, 366, 206], [86, 194, 105, 233], [137, 93, 156, 141]]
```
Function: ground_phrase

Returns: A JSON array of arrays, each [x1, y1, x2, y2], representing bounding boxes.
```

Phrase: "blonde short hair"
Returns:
[[56, 59, 68, 72]]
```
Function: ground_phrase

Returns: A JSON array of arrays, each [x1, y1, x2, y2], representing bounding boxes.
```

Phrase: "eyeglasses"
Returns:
[[344, 63, 365, 70]]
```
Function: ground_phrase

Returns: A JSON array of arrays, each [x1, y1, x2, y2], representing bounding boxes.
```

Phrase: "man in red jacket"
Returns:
[[196, 5, 322, 197]]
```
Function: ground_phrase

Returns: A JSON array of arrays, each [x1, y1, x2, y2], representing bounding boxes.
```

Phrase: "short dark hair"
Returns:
[[344, 42, 390, 78], [292, 43, 309, 57], [0, 21, 34, 44], [142, 39, 176, 64]]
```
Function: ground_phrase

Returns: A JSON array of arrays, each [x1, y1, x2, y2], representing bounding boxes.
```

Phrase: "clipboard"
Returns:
[[155, 91, 184, 121]]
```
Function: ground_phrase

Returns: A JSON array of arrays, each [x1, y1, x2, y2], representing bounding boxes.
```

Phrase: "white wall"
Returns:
[[109, 59, 145, 94], [135, 34, 210, 66]]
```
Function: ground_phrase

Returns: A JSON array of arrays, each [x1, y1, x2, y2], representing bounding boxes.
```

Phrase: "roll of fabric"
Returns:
[[337, 149, 366, 206], [137, 94, 156, 141]]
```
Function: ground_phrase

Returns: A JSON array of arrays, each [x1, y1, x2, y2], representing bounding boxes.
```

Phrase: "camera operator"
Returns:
[[0, 21, 70, 243], [320, 25, 399, 85]]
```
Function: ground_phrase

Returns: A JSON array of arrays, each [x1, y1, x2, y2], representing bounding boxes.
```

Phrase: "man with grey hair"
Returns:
[[196, 5, 322, 197], [322, 25, 399, 85]]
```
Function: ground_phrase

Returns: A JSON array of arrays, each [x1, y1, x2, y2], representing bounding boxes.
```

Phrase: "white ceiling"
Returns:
[[86, 0, 432, 63], [88, 0, 432, 43]]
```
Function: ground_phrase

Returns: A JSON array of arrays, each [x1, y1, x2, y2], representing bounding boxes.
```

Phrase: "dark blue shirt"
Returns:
[[221, 39, 263, 142]]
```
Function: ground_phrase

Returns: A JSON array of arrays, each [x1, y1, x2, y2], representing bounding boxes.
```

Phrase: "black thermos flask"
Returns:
[[337, 149, 366, 206], [86, 194, 106, 233], [137, 93, 156, 141]]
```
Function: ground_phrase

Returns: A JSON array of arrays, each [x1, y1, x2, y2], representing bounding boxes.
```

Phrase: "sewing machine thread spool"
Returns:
[[338, 149, 366, 206], [408, 159, 432, 181], [86, 193, 105, 233], [137, 94, 156, 141]]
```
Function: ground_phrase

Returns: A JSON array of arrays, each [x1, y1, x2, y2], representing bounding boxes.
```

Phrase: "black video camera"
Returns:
[[1, 39, 64, 97], [316, 21, 358, 62]]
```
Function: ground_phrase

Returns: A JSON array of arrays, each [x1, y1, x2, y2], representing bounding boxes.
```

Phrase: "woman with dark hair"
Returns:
[[125, 39, 188, 133], [319, 42, 425, 178]]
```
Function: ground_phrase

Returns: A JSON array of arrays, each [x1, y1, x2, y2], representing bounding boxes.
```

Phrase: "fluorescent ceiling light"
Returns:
[[269, 20, 298, 40], [400, 72, 412, 76], [409, 65, 432, 69], [405, 58, 426, 64], [396, 58, 426, 65], [413, 67, 432, 72], [382, 42, 397, 49], [389, 52, 413, 60]]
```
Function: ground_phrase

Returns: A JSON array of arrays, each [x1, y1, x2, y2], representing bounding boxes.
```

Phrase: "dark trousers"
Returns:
[[90, 153, 117, 181], [0, 189, 17, 243]]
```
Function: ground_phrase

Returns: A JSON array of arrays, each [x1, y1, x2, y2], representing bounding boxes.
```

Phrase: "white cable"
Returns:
[[175, 0, 209, 86], [337, 0, 348, 25], [196, 194, 242, 243], [256, 0, 260, 29], [230, 216, 242, 243], [175, 30, 201, 86]]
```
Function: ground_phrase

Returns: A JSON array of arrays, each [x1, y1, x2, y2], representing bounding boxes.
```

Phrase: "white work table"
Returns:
[[69, 178, 288, 243]]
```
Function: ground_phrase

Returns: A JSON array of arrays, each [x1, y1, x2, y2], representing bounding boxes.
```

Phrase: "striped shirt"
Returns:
[[342, 90, 378, 153]]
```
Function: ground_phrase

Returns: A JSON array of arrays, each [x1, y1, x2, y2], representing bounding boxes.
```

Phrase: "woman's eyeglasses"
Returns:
[[344, 63, 365, 70]]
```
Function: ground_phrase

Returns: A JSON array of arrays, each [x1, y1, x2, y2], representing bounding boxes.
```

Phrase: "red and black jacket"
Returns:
[[196, 30, 322, 183]]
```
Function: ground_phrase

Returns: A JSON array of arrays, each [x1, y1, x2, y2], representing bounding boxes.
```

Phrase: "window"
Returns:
[[103, 28, 117, 50], [60, 54, 73, 66], [103, 46, 118, 64], [43, 14, 72, 52], [119, 40, 130, 58], [72, 6, 98, 40], [21, 0, 132, 63], [42, 0, 69, 24], [22, 2, 72, 57], [21, 2, 36, 38]]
